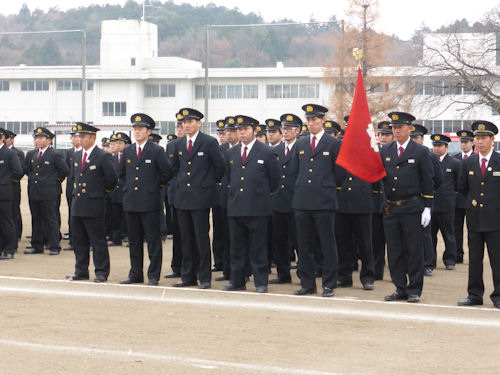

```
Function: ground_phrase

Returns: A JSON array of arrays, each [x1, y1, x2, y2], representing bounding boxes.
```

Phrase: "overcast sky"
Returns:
[[2, 0, 498, 40]]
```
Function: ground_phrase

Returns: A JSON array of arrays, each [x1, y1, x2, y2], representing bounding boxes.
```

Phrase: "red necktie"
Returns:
[[137, 146, 142, 160], [118, 153, 122, 164], [242, 146, 248, 163], [311, 136, 316, 153], [188, 139, 193, 155], [37, 151, 42, 162], [480, 158, 487, 178], [463, 154, 468, 159], [81, 152, 87, 170], [285, 146, 289, 158], [398, 146, 404, 159]]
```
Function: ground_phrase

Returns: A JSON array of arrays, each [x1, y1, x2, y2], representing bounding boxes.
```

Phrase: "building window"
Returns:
[[102, 102, 126, 116], [21, 80, 49, 91], [56, 80, 94, 91], [266, 84, 319, 99], [144, 83, 176, 98], [194, 84, 259, 100], [131, 57, 136, 66], [0, 80, 9, 91], [0, 121, 46, 135], [157, 121, 176, 135]]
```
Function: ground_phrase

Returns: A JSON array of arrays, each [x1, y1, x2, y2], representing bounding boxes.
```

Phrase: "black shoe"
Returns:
[[164, 272, 181, 279], [336, 280, 353, 288], [456, 257, 464, 264], [94, 275, 107, 283], [108, 242, 122, 247], [322, 287, 334, 297], [445, 264, 456, 270], [63, 246, 74, 251], [407, 294, 420, 303], [457, 297, 483, 306], [65, 274, 89, 281], [222, 284, 246, 291], [269, 277, 292, 284], [0, 253, 14, 260], [294, 287, 317, 295], [199, 282, 211, 289], [424, 268, 433, 276], [255, 286, 268, 293], [211, 266, 223, 272], [384, 292, 407, 301], [215, 275, 229, 281], [119, 278, 143, 284], [148, 279, 159, 286], [49, 250, 60, 256], [362, 282, 374, 290], [290, 264, 297, 270], [173, 281, 198, 287], [24, 248, 43, 254], [494, 302, 500, 309]]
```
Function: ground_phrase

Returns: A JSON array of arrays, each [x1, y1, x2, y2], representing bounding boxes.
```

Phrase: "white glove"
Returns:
[[421, 207, 431, 228]]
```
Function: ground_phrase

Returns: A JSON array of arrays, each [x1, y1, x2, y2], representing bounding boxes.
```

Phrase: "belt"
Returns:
[[386, 195, 419, 207]]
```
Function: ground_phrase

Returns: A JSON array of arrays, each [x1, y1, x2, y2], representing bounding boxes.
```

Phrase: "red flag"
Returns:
[[336, 68, 386, 183]]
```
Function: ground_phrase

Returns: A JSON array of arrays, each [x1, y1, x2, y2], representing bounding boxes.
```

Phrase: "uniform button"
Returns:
[[35, 173, 38, 176], [80, 173, 83, 177], [74, 183, 76, 188], [34, 181, 38, 184], [240, 188, 244, 192], [310, 158, 314, 162], [394, 177, 398, 180], [36, 165, 40, 168], [136, 167, 139, 170], [392, 187, 396, 191], [78, 183, 82, 186], [282, 165, 286, 169], [116, 185, 119, 188], [480, 193, 484, 197], [481, 182, 485, 186], [82, 189, 86, 193], [135, 177, 139, 181], [77, 193, 80, 197], [83, 183, 86, 187], [348, 177, 352, 181], [480, 203, 484, 208], [188, 161, 192, 165], [348, 187, 352, 191], [134, 187, 138, 191], [187, 172, 191, 176], [242, 166, 246, 169], [307, 180, 311, 184], [187, 183, 191, 187], [281, 185, 285, 189], [282, 175, 286, 179], [309, 169, 312, 173], [396, 166, 400, 169], [241, 177, 244, 181]]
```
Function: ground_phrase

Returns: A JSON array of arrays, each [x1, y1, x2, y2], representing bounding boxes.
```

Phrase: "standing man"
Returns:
[[119, 114, 172, 286], [222, 115, 279, 292], [324, 121, 341, 137], [0, 128, 23, 259], [25, 127, 68, 255], [430, 134, 461, 270], [171, 108, 225, 289], [266, 119, 283, 147], [65, 123, 117, 282], [270, 113, 301, 284], [380, 112, 434, 303], [256, 124, 267, 144], [293, 104, 342, 297], [458, 121, 500, 308], [63, 128, 82, 251], [453, 129, 474, 264]]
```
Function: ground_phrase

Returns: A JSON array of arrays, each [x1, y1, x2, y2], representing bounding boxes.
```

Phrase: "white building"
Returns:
[[0, 19, 498, 149]]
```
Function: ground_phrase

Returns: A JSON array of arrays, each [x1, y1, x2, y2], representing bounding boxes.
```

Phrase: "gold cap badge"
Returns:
[[218, 121, 224, 128], [176, 113, 182, 120], [392, 114, 399, 121], [325, 122, 332, 128], [306, 105, 313, 113], [256, 126, 261, 132], [37, 128, 42, 133], [461, 132, 467, 137], [182, 109, 189, 116], [237, 117, 243, 124], [383, 124, 389, 129], [268, 120, 274, 126], [286, 115, 293, 122], [228, 118, 235, 125], [435, 135, 440, 140], [478, 124, 485, 130], [72, 126, 78, 132], [135, 116, 142, 122]]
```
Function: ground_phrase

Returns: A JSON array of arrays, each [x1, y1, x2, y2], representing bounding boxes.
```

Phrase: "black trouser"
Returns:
[[295, 210, 338, 290], [212, 206, 225, 270], [372, 213, 386, 280], [423, 223, 435, 269], [267, 216, 275, 267], [160, 196, 167, 240], [228, 216, 269, 288], [126, 210, 162, 282], [30, 199, 61, 252], [0, 201, 16, 255], [71, 215, 110, 278], [219, 207, 231, 278], [467, 230, 500, 304], [56, 193, 62, 240], [454, 208, 466, 262], [12, 182, 22, 242], [105, 197, 112, 237], [66, 193, 73, 245], [165, 204, 173, 236], [336, 213, 375, 285], [383, 212, 424, 297], [177, 208, 211, 284], [431, 211, 457, 267], [169, 205, 184, 274], [272, 211, 297, 281], [110, 202, 124, 244]]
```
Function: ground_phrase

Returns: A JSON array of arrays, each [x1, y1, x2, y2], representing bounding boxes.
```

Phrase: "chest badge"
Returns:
[[472, 199, 477, 207]]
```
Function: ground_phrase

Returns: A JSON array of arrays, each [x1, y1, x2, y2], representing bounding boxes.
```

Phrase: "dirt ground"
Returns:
[[0, 181, 499, 374]]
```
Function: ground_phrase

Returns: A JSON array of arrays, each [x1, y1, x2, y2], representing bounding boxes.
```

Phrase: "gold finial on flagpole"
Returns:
[[352, 48, 363, 68]]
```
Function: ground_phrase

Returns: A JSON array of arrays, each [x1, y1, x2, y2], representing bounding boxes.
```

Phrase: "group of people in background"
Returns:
[[0, 103, 498, 308]]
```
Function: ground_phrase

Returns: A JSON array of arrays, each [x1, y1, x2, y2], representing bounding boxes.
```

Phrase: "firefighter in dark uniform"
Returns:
[[430, 134, 461, 270], [4, 130, 26, 247], [171, 108, 225, 289], [292, 104, 342, 297], [109, 132, 131, 246], [119, 113, 172, 286], [256, 124, 267, 143], [458, 121, 500, 308], [453, 129, 474, 264], [324, 120, 341, 137], [372, 121, 393, 280], [148, 133, 168, 242], [63, 127, 81, 251], [222, 115, 280, 293], [65, 123, 117, 282], [0, 128, 23, 259], [25, 127, 69, 255], [410, 123, 443, 277], [270, 113, 301, 284], [380, 112, 434, 303]]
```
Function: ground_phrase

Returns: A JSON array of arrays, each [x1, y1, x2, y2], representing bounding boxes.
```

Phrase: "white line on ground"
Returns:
[[0, 338, 341, 375], [0, 284, 498, 328]]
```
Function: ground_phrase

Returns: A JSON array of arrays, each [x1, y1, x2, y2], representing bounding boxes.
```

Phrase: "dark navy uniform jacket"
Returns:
[[165, 138, 181, 206], [458, 151, 500, 232], [452, 152, 468, 209], [26, 147, 69, 201], [170, 132, 225, 210], [272, 141, 297, 213], [109, 153, 125, 204], [71, 147, 117, 217], [216, 142, 232, 209], [292, 133, 341, 211], [65, 148, 77, 201], [0, 145, 23, 201], [432, 153, 461, 213], [379, 139, 434, 214], [335, 167, 375, 214], [227, 140, 280, 217], [119, 141, 172, 213]]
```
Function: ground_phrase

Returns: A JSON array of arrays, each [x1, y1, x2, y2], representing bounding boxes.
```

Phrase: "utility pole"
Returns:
[[339, 19, 345, 124], [361, 4, 368, 77]]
